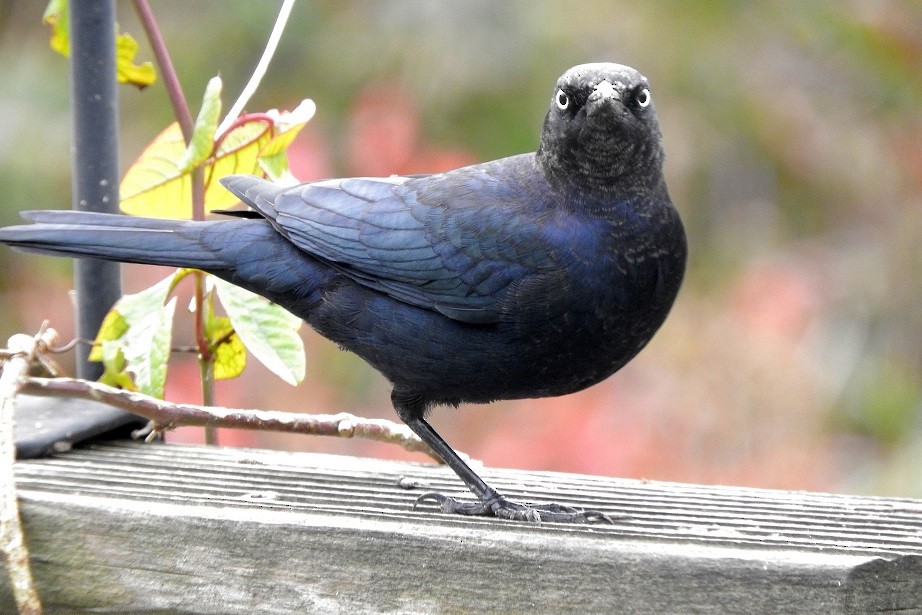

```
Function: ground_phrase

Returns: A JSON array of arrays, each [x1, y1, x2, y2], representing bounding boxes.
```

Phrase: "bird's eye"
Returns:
[[555, 89, 569, 111], [635, 88, 651, 108]]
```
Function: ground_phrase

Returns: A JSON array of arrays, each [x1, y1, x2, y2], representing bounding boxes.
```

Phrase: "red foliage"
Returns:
[[345, 81, 477, 176]]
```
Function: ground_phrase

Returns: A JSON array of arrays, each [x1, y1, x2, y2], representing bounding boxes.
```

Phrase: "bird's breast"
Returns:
[[502, 203, 685, 391]]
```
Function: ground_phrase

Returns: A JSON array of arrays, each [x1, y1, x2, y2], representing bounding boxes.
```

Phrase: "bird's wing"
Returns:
[[221, 165, 558, 324]]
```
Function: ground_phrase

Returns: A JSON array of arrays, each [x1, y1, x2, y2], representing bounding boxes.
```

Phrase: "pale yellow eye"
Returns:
[[636, 88, 651, 108], [555, 89, 569, 111]]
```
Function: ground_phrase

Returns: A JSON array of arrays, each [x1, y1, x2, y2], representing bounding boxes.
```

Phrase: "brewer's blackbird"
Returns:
[[0, 63, 686, 522]]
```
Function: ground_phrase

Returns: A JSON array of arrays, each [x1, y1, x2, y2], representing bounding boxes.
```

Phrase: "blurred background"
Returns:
[[0, 1, 919, 496]]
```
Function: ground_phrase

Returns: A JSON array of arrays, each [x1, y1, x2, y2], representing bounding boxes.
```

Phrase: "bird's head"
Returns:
[[537, 63, 666, 199]]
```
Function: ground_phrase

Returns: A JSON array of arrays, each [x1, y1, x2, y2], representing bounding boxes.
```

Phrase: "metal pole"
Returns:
[[69, 0, 122, 379]]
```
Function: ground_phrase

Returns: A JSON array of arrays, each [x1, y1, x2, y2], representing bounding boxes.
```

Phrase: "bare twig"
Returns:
[[0, 327, 56, 615], [18, 376, 438, 460], [11, 329, 440, 460]]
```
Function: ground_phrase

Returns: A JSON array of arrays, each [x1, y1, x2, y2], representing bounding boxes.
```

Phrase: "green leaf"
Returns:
[[120, 120, 268, 218], [43, 0, 156, 89], [122, 296, 176, 398], [120, 100, 315, 218], [43, 0, 68, 57], [203, 292, 247, 380], [90, 271, 186, 397], [113, 271, 185, 323], [209, 319, 247, 380], [115, 32, 157, 89], [258, 99, 315, 158], [89, 307, 128, 362], [119, 122, 201, 218], [97, 340, 136, 391], [178, 76, 223, 172], [257, 149, 293, 184], [255, 99, 315, 183], [212, 278, 305, 386]]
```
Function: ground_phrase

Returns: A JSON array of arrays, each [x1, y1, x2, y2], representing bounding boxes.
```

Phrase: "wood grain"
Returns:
[[2, 441, 920, 614]]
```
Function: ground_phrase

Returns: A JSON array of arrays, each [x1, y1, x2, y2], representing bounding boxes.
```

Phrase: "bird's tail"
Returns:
[[0, 210, 237, 270]]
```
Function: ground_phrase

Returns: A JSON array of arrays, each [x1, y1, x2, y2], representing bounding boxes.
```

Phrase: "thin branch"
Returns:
[[193, 271, 214, 436], [133, 0, 205, 223], [133, 0, 214, 438], [132, 0, 194, 140], [217, 0, 297, 136], [0, 328, 55, 615], [18, 377, 439, 460]]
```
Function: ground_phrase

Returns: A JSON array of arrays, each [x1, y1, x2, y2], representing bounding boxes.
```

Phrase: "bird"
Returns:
[[0, 63, 687, 522]]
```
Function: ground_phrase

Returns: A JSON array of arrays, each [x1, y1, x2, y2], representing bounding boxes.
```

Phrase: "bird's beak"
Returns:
[[586, 80, 624, 117]]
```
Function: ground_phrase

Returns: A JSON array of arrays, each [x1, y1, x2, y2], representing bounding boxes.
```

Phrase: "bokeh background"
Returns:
[[0, 1, 919, 496]]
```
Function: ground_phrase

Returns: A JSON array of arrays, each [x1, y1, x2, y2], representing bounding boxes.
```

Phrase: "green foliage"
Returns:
[[92, 269, 305, 397], [90, 271, 186, 397], [840, 360, 922, 447], [203, 295, 247, 381], [212, 279, 305, 386], [41, 0, 68, 55], [77, 5, 313, 401], [119, 97, 315, 218], [43, 0, 156, 89], [179, 76, 224, 172], [256, 100, 317, 184]]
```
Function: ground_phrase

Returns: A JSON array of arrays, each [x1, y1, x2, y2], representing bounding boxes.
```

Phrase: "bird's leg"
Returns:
[[400, 412, 611, 524]]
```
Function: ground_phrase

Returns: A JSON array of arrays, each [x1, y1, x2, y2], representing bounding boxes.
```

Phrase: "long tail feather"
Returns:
[[0, 211, 231, 269]]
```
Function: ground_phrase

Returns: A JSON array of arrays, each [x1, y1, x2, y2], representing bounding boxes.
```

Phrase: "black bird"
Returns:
[[0, 63, 686, 522]]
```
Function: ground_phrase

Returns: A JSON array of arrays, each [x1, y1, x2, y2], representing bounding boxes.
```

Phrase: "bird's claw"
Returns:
[[414, 491, 613, 524]]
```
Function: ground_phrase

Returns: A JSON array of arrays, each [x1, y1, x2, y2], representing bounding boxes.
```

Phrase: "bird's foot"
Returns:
[[414, 491, 613, 524]]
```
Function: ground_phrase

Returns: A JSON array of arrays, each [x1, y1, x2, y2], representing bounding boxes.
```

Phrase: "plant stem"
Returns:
[[217, 0, 297, 136], [132, 0, 194, 140], [133, 0, 216, 441], [199, 337, 216, 444]]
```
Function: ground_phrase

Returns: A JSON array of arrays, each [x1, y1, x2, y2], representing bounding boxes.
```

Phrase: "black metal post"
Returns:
[[69, 0, 122, 379]]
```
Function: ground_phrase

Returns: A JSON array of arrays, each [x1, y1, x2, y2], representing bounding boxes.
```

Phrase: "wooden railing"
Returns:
[[2, 440, 920, 614]]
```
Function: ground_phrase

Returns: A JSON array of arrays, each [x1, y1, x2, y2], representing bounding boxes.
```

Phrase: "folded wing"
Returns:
[[221, 166, 555, 324]]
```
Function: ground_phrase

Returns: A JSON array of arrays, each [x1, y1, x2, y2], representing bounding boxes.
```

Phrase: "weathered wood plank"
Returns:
[[2, 441, 920, 614]]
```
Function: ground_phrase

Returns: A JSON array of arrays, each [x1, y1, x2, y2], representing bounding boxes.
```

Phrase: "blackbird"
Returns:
[[0, 63, 687, 522]]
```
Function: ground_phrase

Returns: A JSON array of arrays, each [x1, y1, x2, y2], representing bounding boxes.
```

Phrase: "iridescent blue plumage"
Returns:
[[0, 63, 686, 522]]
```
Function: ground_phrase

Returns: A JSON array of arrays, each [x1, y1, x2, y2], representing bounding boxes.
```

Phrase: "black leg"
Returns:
[[402, 415, 612, 524]]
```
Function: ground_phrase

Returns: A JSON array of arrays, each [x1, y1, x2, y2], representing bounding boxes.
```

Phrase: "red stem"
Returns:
[[132, 0, 194, 142], [131, 0, 214, 429], [132, 0, 205, 223]]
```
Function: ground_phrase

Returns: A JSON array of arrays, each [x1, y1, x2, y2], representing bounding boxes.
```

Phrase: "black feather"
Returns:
[[0, 63, 686, 522]]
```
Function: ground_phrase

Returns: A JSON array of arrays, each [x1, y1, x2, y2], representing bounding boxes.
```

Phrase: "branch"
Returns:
[[18, 377, 439, 461], [132, 0, 193, 140], [133, 0, 213, 440], [0, 329, 52, 615]]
